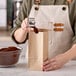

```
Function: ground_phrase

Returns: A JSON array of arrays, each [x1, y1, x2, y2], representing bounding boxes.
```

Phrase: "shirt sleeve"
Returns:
[[72, 17, 76, 45], [72, 0, 76, 45], [11, 0, 32, 44]]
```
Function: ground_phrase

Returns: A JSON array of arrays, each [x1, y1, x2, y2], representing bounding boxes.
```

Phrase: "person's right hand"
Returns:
[[21, 18, 32, 32]]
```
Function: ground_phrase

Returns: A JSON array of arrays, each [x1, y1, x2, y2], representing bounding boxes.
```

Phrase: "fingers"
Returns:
[[43, 63, 61, 71], [43, 58, 56, 71], [21, 18, 33, 32], [43, 62, 57, 71], [43, 58, 62, 71], [44, 64, 56, 71], [43, 60, 50, 66], [43, 58, 56, 66]]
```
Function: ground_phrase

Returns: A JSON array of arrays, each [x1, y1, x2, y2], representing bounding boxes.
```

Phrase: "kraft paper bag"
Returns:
[[28, 29, 49, 71]]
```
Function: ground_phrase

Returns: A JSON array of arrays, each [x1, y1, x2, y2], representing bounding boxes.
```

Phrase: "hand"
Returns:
[[21, 18, 33, 32], [43, 54, 70, 71]]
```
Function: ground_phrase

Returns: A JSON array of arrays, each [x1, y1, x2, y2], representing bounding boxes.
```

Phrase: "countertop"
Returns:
[[0, 31, 76, 76], [0, 58, 76, 76]]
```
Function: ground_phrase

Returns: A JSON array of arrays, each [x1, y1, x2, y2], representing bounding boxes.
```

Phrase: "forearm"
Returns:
[[64, 44, 76, 60], [14, 27, 28, 43]]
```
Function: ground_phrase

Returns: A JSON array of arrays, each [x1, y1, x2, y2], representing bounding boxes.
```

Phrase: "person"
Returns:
[[11, 0, 76, 71]]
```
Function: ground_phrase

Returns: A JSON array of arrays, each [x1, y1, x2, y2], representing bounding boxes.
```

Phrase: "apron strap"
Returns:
[[34, 0, 41, 4], [34, 0, 41, 11], [67, 0, 73, 3]]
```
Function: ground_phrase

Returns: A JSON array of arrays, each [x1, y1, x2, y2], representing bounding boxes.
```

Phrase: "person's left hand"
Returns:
[[43, 54, 70, 71]]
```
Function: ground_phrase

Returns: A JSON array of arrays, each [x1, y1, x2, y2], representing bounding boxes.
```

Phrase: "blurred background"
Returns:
[[0, 0, 23, 31], [0, 0, 27, 59]]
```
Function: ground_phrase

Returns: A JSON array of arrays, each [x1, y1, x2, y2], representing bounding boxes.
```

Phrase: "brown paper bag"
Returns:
[[28, 29, 49, 71]]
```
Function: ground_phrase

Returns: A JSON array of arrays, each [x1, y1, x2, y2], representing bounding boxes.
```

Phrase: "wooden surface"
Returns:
[[28, 31, 48, 71]]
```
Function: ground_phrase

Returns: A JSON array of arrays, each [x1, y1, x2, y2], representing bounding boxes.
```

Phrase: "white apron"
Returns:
[[28, 5, 74, 59]]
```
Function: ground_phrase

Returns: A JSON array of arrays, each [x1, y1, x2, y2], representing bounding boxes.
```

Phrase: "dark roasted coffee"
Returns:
[[0, 46, 21, 66], [0, 46, 19, 52]]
